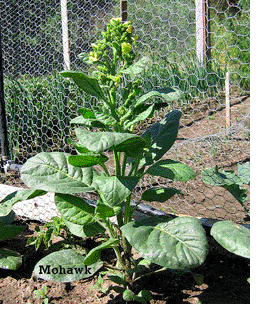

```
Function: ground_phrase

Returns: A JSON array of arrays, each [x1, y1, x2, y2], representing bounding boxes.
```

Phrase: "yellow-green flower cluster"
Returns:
[[88, 17, 137, 68]]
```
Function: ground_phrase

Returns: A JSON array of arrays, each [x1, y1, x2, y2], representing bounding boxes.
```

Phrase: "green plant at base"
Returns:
[[0, 190, 44, 270], [33, 285, 49, 304], [26, 216, 74, 251], [13, 107, 208, 301]]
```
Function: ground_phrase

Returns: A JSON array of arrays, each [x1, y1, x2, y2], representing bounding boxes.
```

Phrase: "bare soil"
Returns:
[[0, 93, 250, 304]]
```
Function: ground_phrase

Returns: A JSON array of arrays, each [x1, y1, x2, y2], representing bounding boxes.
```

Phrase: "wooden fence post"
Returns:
[[120, 1, 128, 22], [0, 25, 10, 162], [61, 0, 70, 70], [196, 0, 211, 65]]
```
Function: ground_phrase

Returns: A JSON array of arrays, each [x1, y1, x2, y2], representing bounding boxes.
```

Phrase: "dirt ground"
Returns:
[[0, 93, 250, 304]]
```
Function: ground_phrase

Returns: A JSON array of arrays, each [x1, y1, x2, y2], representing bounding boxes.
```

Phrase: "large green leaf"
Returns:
[[0, 189, 47, 217], [146, 159, 196, 182], [134, 88, 183, 108], [21, 152, 99, 194], [75, 129, 145, 156], [201, 166, 247, 205], [33, 249, 103, 282], [201, 165, 243, 186], [54, 194, 105, 237], [94, 176, 139, 207], [84, 238, 119, 266], [121, 57, 151, 76], [93, 106, 118, 127], [210, 221, 250, 258], [121, 217, 209, 269], [0, 248, 23, 270], [123, 104, 155, 130], [68, 153, 109, 168], [238, 162, 250, 185], [140, 110, 182, 165], [60, 71, 105, 101], [141, 187, 182, 203]]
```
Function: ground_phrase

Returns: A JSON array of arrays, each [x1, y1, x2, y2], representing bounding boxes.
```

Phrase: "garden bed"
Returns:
[[0, 219, 250, 304]]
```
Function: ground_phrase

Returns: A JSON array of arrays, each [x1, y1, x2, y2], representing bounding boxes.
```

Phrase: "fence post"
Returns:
[[61, 0, 70, 70], [196, 0, 211, 65], [120, 1, 128, 22], [225, 71, 231, 128], [0, 25, 10, 162]]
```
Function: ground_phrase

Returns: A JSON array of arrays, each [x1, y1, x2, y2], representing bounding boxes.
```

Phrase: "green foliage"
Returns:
[[26, 217, 72, 250], [0, 190, 46, 270], [33, 249, 103, 283], [201, 162, 250, 213], [210, 221, 250, 259], [33, 285, 49, 304], [61, 18, 183, 133], [17, 107, 207, 296], [201, 162, 250, 260], [2, 18, 209, 300], [4, 72, 90, 161], [210, 0, 250, 91], [121, 216, 208, 269]]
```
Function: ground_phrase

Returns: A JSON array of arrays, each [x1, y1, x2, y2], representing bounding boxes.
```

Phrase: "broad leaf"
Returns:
[[124, 104, 155, 130], [0, 248, 23, 270], [60, 71, 106, 101], [94, 176, 139, 207], [121, 216, 209, 269], [68, 153, 108, 168], [84, 238, 119, 266], [21, 152, 99, 194], [140, 110, 182, 165], [201, 166, 247, 205], [146, 159, 196, 182], [75, 129, 145, 156], [95, 200, 115, 219], [0, 211, 15, 225], [63, 219, 86, 238], [0, 189, 47, 216], [93, 106, 118, 127], [210, 221, 250, 258], [201, 165, 243, 186], [121, 57, 151, 76], [67, 139, 90, 154], [78, 108, 96, 118], [134, 88, 183, 108], [238, 162, 250, 185], [33, 249, 103, 282], [141, 187, 182, 203], [54, 194, 105, 237]]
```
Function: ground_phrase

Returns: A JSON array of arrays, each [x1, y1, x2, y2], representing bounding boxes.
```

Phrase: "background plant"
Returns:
[[4, 72, 92, 161], [201, 162, 250, 264], [0, 190, 42, 270]]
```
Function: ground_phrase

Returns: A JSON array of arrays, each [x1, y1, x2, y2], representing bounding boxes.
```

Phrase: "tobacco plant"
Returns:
[[0, 18, 209, 302], [201, 163, 250, 260]]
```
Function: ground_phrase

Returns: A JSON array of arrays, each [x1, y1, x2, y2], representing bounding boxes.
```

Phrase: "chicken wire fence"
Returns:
[[0, 0, 250, 224]]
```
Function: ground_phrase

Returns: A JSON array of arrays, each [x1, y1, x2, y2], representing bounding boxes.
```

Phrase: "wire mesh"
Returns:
[[0, 0, 250, 224]]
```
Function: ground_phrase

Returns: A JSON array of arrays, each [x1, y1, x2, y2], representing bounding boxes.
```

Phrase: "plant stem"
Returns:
[[133, 267, 167, 283], [113, 150, 121, 176], [121, 153, 127, 176], [100, 162, 110, 176]]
